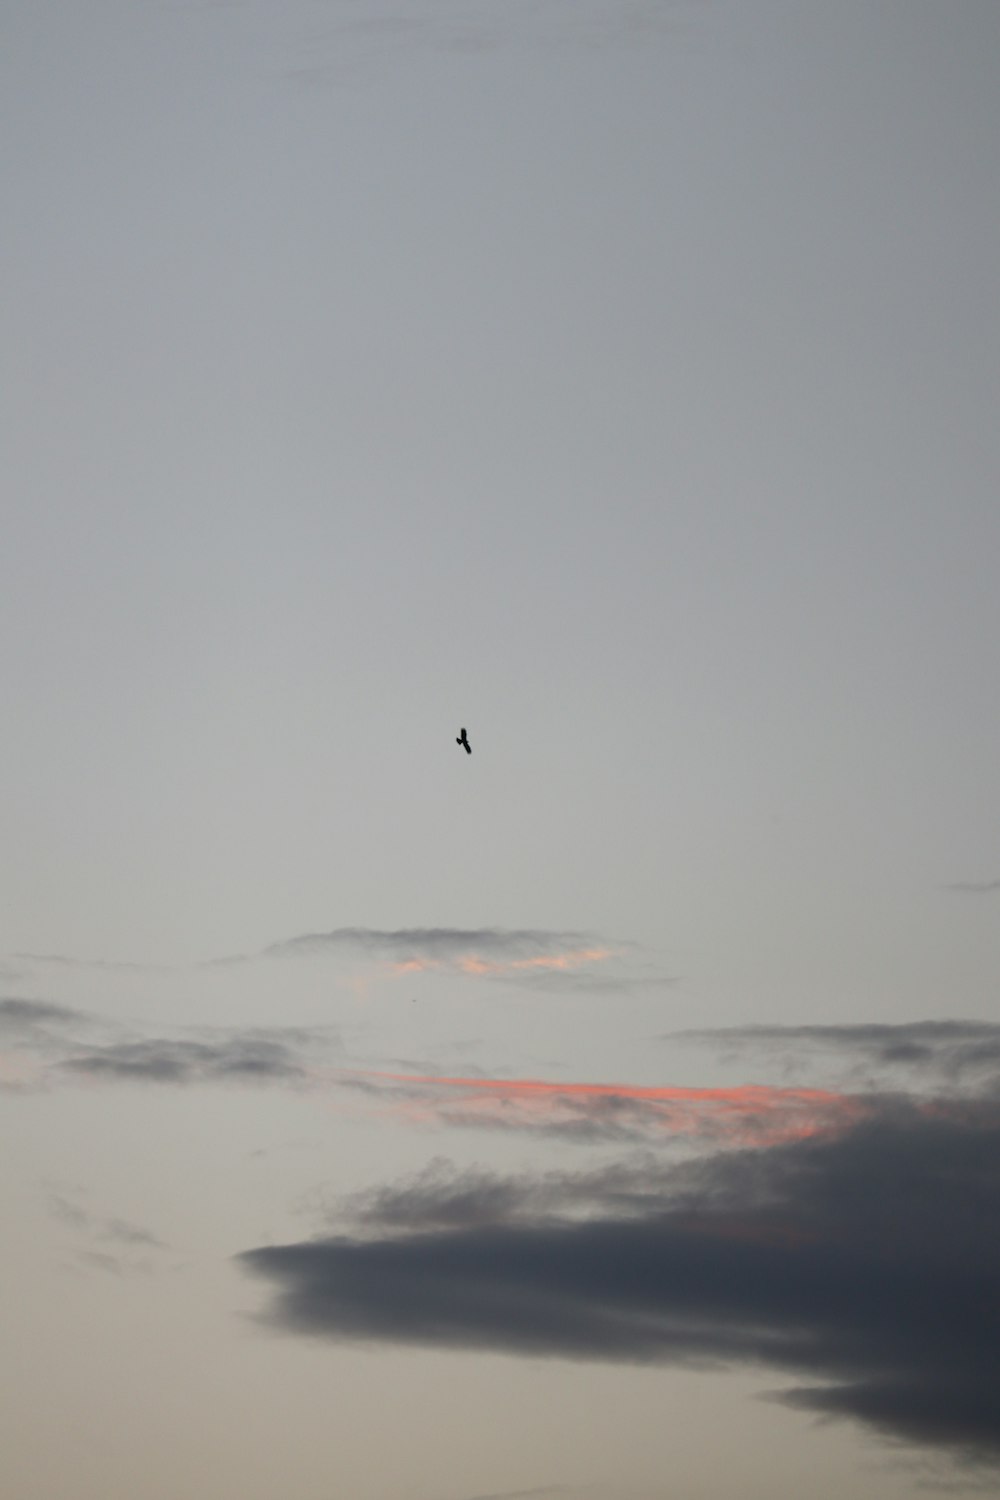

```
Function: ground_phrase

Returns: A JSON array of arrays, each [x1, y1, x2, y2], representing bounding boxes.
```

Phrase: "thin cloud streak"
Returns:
[[1, 1006, 341, 1093], [0, 997, 92, 1078], [9, 926, 638, 992], [59, 1035, 312, 1086], [671, 1021, 1000, 1088], [265, 926, 605, 965], [0, 998, 81, 1028], [391, 946, 615, 979], [49, 1193, 167, 1251], [342, 1068, 862, 1146], [13, 953, 170, 973], [241, 1099, 1000, 1467]]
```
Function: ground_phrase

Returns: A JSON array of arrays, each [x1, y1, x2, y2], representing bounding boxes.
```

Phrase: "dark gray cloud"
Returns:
[[343, 1159, 592, 1233], [59, 1033, 310, 1085], [669, 1021, 1000, 1085], [341, 1155, 680, 1234], [946, 880, 1000, 895], [240, 1101, 1000, 1467]]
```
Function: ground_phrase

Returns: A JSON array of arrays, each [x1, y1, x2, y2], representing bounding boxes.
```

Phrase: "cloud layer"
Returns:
[[241, 1099, 1000, 1466]]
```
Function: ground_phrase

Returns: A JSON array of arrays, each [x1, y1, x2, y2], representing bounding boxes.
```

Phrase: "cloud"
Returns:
[[253, 926, 652, 991], [0, 997, 83, 1035], [341, 1154, 720, 1234], [1, 998, 89, 1084], [946, 880, 1000, 894], [1, 1003, 339, 1094], [59, 1034, 311, 1085], [49, 1193, 167, 1251], [11, 925, 643, 991], [13, 953, 169, 972], [670, 1022, 1000, 1088], [342, 1158, 594, 1233], [240, 1099, 1000, 1467], [338, 1068, 861, 1146], [77, 1250, 127, 1277], [49, 1192, 168, 1278], [264, 926, 607, 969], [483, 965, 675, 997]]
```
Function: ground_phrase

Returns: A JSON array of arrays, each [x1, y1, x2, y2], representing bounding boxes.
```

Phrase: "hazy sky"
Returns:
[[3, 2, 1000, 1497]]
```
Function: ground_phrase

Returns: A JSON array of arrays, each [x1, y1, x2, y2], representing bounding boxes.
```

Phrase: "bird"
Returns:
[[456, 727, 471, 754]]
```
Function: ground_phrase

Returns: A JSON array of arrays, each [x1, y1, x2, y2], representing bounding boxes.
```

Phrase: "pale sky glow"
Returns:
[[3, 3, 1000, 1497]]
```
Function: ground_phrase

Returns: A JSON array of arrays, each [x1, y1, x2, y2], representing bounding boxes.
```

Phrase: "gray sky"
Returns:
[[3, 3, 1000, 1497]]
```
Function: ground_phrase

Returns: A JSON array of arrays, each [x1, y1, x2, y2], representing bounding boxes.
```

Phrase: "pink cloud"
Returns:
[[343, 1069, 864, 1146], [390, 946, 615, 979]]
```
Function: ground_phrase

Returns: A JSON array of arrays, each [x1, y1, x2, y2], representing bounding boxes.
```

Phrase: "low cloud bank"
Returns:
[[241, 1099, 1000, 1467]]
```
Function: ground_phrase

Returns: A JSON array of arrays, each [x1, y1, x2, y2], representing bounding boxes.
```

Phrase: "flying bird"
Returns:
[[456, 728, 471, 755]]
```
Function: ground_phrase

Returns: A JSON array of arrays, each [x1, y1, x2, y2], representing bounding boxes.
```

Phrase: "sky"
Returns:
[[2, 1, 1000, 1496]]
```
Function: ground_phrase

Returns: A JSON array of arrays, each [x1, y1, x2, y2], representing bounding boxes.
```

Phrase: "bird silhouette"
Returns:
[[456, 727, 471, 754]]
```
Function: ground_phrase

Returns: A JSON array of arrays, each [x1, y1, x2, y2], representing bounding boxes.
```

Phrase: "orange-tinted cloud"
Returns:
[[391, 946, 615, 979], [345, 1069, 864, 1146]]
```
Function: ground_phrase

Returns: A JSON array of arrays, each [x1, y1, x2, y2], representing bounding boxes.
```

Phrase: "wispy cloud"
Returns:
[[59, 1033, 316, 1086], [391, 945, 614, 980], [240, 1098, 1000, 1468], [1, 998, 89, 1085], [2, 1001, 341, 1094], [264, 926, 605, 967], [946, 880, 1000, 895], [259, 926, 650, 991], [48, 1191, 169, 1277], [77, 1250, 128, 1277], [9, 925, 651, 993], [0, 996, 84, 1035], [338, 1068, 861, 1147], [13, 953, 169, 972], [669, 1022, 1000, 1089], [50, 1193, 167, 1250]]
